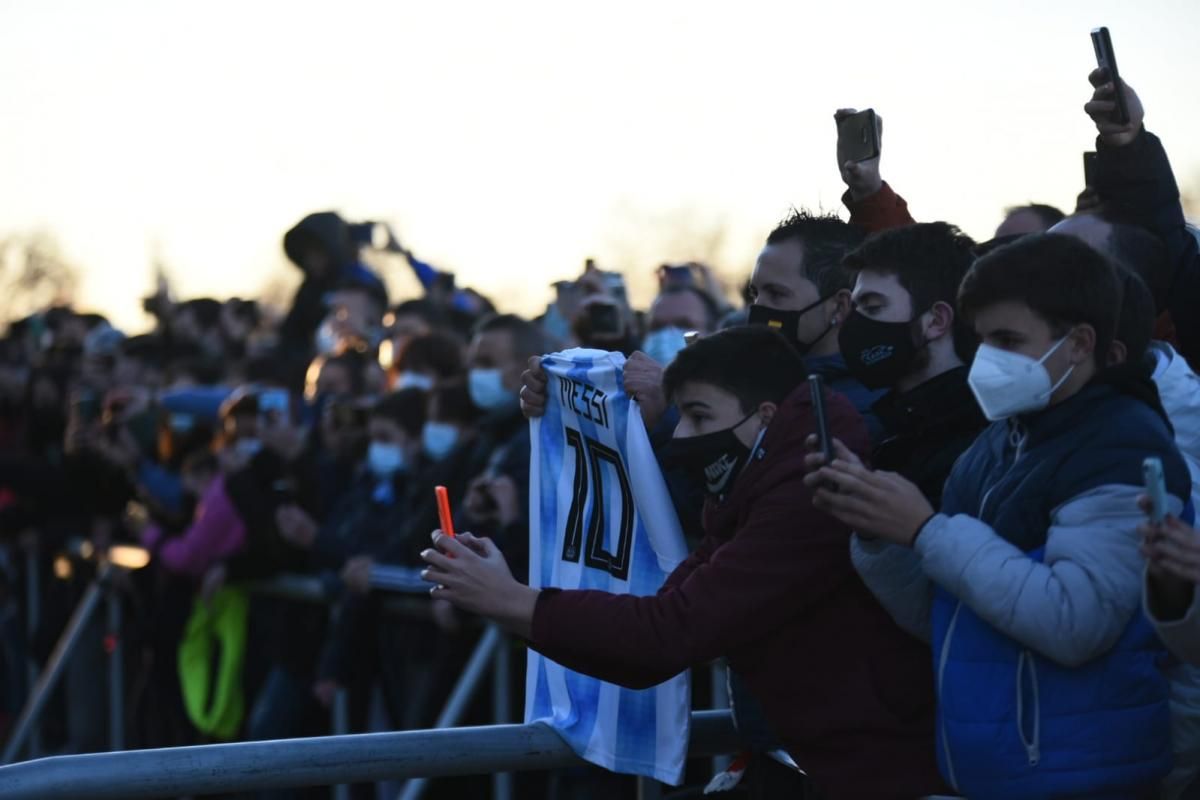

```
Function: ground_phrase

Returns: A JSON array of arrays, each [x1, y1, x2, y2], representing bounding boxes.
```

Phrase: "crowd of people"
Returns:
[[1, 61, 1200, 800]]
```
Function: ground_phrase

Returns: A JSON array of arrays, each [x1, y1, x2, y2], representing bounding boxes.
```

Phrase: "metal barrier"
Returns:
[[2, 563, 523, 796], [2, 571, 109, 764], [5, 558, 734, 799], [0, 710, 738, 799]]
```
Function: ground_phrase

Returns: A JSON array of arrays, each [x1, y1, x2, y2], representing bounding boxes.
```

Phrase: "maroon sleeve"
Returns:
[[843, 181, 915, 232], [658, 533, 719, 594], [529, 478, 857, 690]]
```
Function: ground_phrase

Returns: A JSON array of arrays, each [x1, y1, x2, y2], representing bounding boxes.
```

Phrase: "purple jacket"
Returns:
[[143, 476, 247, 579]]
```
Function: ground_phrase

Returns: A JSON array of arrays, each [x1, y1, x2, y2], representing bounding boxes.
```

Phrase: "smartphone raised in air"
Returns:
[[836, 109, 880, 166], [1091, 27, 1130, 125]]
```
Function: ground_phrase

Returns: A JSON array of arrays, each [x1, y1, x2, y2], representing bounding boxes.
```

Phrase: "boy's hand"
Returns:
[[806, 459, 933, 546], [625, 352, 668, 430], [801, 433, 863, 474], [421, 531, 538, 639]]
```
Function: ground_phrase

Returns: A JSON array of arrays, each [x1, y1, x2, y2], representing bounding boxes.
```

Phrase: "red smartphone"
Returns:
[[435, 485, 456, 537]]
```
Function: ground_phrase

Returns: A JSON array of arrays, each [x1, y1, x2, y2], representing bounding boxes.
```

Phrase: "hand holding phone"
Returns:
[[436, 485, 456, 537], [586, 302, 623, 339], [1090, 27, 1129, 125], [836, 108, 881, 166], [834, 108, 883, 200], [1143, 457, 1168, 524], [809, 375, 834, 467]]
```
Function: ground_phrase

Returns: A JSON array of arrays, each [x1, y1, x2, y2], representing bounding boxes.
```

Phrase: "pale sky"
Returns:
[[2, 0, 1199, 332]]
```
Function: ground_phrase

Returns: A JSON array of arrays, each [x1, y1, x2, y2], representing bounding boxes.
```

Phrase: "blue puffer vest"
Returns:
[[932, 383, 1191, 800]]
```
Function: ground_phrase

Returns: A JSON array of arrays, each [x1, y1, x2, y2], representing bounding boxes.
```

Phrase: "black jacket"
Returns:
[[870, 366, 987, 508], [1094, 128, 1200, 365]]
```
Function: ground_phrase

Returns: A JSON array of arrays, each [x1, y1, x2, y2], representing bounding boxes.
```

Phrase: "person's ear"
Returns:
[[922, 301, 955, 342], [758, 401, 778, 427], [1068, 325, 1097, 365], [829, 289, 852, 327], [1107, 339, 1128, 367]]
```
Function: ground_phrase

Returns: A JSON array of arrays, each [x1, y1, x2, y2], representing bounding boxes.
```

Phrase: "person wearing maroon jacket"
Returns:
[[421, 326, 944, 799]]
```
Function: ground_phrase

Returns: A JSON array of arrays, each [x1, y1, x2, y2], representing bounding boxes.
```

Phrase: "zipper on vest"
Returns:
[[1015, 650, 1042, 767], [937, 602, 963, 792], [979, 423, 1027, 520]]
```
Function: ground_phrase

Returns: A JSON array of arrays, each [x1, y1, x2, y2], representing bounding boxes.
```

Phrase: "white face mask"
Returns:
[[968, 336, 1075, 421], [395, 371, 435, 391], [315, 318, 339, 355], [367, 441, 407, 477], [421, 421, 460, 461], [642, 326, 689, 366], [468, 368, 518, 412]]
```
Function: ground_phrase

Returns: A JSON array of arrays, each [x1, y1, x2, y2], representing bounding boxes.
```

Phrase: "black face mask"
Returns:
[[661, 411, 757, 497], [837, 310, 922, 390], [747, 297, 833, 355]]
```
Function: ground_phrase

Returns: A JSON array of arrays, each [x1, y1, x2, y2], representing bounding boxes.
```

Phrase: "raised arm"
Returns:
[[834, 108, 915, 232]]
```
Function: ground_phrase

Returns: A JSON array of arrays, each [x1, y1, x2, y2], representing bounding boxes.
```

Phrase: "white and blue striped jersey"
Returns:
[[526, 348, 691, 785]]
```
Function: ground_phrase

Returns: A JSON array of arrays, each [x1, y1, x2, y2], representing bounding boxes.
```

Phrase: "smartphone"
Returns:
[[258, 389, 290, 429], [660, 264, 696, 289], [435, 485, 456, 537], [1091, 27, 1130, 125], [1143, 457, 1168, 524], [1083, 151, 1098, 188], [602, 272, 629, 307], [587, 303, 622, 337], [836, 109, 880, 166], [809, 374, 833, 466]]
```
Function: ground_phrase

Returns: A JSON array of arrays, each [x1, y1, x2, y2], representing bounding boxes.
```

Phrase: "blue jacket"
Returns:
[[928, 381, 1191, 799]]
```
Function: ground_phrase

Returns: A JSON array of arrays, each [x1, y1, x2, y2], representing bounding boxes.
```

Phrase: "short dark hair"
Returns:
[[958, 234, 1122, 365], [473, 314, 546, 362], [1005, 204, 1067, 230], [843, 222, 979, 360], [765, 210, 866, 297], [391, 299, 442, 326], [663, 326, 807, 414], [1114, 265, 1156, 368], [120, 334, 169, 370], [396, 332, 465, 379], [654, 285, 721, 331], [371, 388, 427, 438], [178, 299, 223, 330], [1105, 221, 1169, 309], [226, 298, 261, 328]]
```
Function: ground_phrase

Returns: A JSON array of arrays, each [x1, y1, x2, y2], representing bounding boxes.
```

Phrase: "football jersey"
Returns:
[[526, 348, 691, 785]]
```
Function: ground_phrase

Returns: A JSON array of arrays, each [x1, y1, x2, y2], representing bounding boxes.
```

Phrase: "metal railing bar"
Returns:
[[0, 711, 738, 800]]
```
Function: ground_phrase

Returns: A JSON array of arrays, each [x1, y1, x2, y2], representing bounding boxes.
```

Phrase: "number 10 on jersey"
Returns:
[[561, 426, 634, 581]]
